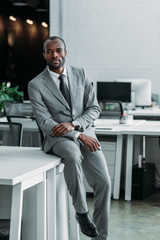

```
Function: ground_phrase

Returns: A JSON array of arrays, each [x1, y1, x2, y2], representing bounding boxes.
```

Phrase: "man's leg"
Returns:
[[81, 146, 111, 240], [51, 139, 99, 238], [51, 139, 88, 213]]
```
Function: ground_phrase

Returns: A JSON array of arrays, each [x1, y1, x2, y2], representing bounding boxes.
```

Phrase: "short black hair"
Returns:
[[43, 36, 66, 52]]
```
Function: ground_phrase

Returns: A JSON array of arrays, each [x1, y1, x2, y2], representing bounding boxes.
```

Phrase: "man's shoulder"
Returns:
[[67, 65, 84, 74], [29, 68, 47, 85]]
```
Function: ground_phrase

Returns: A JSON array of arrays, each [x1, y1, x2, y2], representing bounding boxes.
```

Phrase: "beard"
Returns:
[[47, 58, 65, 71]]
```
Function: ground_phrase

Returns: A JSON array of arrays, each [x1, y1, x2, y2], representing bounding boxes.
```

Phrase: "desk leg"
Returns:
[[47, 168, 56, 240], [10, 183, 23, 240], [68, 194, 80, 240], [125, 134, 133, 201], [37, 172, 47, 240], [113, 135, 123, 200]]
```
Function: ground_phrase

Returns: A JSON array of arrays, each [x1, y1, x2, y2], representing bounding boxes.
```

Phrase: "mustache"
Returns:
[[51, 57, 60, 61]]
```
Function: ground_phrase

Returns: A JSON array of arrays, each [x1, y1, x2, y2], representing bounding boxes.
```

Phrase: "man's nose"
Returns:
[[52, 51, 58, 58]]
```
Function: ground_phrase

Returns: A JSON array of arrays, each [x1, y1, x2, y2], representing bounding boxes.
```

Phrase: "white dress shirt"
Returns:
[[47, 65, 69, 88]]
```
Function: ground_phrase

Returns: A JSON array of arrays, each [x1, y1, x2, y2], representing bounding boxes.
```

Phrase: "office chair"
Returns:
[[99, 100, 124, 119], [0, 122, 22, 146], [7, 116, 44, 147]]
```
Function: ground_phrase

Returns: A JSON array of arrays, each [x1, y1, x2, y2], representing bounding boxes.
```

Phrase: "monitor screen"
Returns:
[[97, 82, 131, 102], [115, 79, 152, 107]]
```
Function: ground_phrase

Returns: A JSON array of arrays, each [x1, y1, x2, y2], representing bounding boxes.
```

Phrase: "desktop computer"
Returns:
[[132, 163, 155, 199]]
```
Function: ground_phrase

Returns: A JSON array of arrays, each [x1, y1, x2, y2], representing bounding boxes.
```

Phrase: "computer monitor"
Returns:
[[115, 79, 152, 107], [97, 82, 131, 103]]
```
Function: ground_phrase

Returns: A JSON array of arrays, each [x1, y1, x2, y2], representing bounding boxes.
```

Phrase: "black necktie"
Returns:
[[58, 74, 71, 106]]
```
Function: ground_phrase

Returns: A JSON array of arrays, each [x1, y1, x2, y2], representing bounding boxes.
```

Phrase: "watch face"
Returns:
[[72, 121, 76, 126], [72, 121, 79, 127]]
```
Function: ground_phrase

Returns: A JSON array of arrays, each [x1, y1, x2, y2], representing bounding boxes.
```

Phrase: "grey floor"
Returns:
[[79, 190, 160, 240]]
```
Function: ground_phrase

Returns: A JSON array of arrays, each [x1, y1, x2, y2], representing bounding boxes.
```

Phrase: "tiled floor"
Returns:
[[79, 190, 160, 240]]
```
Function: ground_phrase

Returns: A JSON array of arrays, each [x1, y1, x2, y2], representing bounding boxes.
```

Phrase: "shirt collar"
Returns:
[[47, 65, 67, 78]]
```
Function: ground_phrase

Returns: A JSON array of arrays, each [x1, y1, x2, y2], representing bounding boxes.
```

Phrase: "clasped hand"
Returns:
[[51, 122, 75, 137], [78, 133, 101, 152], [51, 122, 100, 152]]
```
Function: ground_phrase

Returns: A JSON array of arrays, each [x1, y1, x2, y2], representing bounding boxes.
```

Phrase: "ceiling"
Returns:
[[0, 0, 49, 22], [1, 0, 49, 10]]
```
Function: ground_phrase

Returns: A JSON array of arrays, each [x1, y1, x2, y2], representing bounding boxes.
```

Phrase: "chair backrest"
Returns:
[[7, 116, 44, 146], [0, 122, 22, 146], [99, 100, 124, 119], [3, 101, 14, 116], [4, 102, 34, 117]]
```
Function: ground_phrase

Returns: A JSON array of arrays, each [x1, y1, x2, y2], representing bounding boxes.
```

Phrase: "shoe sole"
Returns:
[[81, 229, 99, 238], [76, 216, 99, 238]]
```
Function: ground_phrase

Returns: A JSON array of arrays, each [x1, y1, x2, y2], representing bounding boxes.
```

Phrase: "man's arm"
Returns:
[[28, 68, 101, 147], [51, 122, 75, 136], [29, 81, 82, 142], [78, 133, 100, 152], [28, 81, 59, 135], [73, 69, 101, 130], [51, 69, 101, 136], [51, 68, 101, 151], [51, 122, 100, 152]]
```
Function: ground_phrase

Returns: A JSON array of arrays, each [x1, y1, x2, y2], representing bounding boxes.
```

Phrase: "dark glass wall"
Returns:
[[0, 3, 49, 99]]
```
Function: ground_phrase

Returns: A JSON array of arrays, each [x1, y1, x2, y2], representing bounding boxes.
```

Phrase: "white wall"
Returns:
[[50, 0, 160, 102]]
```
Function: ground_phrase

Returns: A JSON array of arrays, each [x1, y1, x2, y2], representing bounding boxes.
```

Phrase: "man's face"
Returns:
[[43, 38, 67, 73]]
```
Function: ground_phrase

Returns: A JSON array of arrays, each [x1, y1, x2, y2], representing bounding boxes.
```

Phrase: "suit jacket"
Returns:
[[28, 65, 101, 152]]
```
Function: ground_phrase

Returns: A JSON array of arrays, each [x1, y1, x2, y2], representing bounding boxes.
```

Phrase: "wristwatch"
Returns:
[[72, 120, 81, 130]]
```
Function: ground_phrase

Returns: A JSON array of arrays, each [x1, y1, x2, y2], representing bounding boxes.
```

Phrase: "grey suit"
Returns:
[[28, 65, 111, 240]]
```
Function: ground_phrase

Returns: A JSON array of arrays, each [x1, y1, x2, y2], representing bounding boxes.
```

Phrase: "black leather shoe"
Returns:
[[76, 212, 99, 238]]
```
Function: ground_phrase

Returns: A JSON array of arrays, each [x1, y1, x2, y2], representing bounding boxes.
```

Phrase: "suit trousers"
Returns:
[[51, 138, 111, 240]]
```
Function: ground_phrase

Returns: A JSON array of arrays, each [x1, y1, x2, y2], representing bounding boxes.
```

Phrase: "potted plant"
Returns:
[[0, 82, 24, 115], [0, 82, 6, 115], [5, 85, 24, 103]]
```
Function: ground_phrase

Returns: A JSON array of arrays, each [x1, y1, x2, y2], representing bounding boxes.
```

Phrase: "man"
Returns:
[[28, 36, 111, 240]]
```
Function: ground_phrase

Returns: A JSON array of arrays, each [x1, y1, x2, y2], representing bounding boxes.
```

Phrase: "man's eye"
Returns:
[[57, 49, 63, 53], [47, 50, 52, 54]]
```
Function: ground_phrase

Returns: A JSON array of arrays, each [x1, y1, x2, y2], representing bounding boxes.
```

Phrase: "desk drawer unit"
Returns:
[[100, 141, 116, 194], [84, 137, 116, 195]]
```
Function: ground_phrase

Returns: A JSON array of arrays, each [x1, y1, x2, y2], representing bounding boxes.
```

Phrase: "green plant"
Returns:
[[5, 85, 24, 102], [0, 82, 6, 113], [0, 82, 24, 114]]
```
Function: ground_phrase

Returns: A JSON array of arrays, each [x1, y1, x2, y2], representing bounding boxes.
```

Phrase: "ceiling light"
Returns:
[[41, 22, 48, 28], [9, 15, 16, 21], [13, 0, 27, 6], [36, 0, 48, 12], [26, 19, 33, 25]]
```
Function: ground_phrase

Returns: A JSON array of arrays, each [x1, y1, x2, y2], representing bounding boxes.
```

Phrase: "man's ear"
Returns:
[[43, 52, 46, 60], [65, 50, 67, 56]]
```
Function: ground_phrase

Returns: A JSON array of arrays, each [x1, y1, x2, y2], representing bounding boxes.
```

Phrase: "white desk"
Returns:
[[94, 119, 123, 200], [129, 108, 160, 121], [129, 108, 160, 117], [0, 147, 78, 240], [122, 121, 160, 201], [94, 119, 145, 200]]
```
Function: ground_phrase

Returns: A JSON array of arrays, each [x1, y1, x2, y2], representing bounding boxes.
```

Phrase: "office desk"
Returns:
[[0, 147, 78, 240], [94, 119, 145, 200], [94, 119, 123, 200], [129, 108, 160, 120], [122, 121, 160, 201]]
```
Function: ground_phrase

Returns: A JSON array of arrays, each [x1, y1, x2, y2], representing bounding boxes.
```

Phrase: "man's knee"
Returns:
[[97, 174, 111, 192], [63, 149, 83, 166]]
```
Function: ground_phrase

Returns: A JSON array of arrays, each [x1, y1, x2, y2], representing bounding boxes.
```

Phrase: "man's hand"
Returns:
[[51, 122, 75, 137], [78, 133, 100, 152]]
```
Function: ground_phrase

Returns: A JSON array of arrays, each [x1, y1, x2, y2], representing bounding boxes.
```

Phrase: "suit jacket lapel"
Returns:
[[42, 67, 71, 110]]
